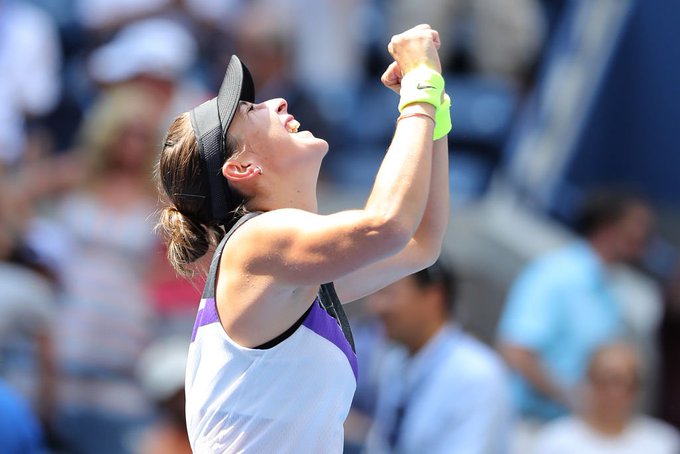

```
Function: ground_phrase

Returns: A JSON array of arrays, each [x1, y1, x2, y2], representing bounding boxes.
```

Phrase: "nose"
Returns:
[[266, 98, 288, 114]]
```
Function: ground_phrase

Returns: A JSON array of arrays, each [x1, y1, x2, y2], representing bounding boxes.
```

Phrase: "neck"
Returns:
[[583, 412, 629, 436], [249, 181, 318, 213]]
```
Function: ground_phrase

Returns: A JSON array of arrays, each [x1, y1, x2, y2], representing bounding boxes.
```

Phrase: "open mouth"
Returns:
[[285, 117, 300, 133]]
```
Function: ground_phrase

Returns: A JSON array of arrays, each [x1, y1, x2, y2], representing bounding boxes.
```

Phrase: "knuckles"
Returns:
[[388, 27, 439, 63]]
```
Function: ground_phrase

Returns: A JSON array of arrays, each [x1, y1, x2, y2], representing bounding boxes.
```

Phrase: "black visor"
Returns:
[[185, 55, 255, 225]]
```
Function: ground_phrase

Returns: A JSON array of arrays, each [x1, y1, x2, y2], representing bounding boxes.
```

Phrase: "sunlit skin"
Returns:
[[223, 98, 328, 214], [162, 25, 451, 451], [186, 24, 450, 351]]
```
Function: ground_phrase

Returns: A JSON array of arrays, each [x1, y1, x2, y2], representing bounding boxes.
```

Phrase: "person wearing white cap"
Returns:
[[87, 18, 197, 86], [157, 24, 453, 452], [87, 18, 204, 128]]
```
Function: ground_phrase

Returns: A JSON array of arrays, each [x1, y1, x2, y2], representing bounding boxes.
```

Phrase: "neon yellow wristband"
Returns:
[[434, 93, 452, 141], [398, 66, 445, 113]]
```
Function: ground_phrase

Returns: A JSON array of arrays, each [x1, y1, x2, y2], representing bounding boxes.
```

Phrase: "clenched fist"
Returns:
[[387, 24, 441, 76]]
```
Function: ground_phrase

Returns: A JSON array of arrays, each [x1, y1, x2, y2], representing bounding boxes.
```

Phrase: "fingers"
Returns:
[[387, 25, 443, 74], [431, 30, 441, 50], [407, 24, 439, 47], [381, 61, 401, 84], [381, 61, 402, 94], [389, 27, 440, 51]]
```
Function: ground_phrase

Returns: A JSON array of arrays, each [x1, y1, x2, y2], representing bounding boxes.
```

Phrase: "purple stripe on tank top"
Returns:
[[191, 298, 219, 342], [303, 301, 359, 381], [191, 298, 359, 382]]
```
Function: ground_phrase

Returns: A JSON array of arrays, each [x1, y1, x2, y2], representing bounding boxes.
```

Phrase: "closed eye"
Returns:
[[240, 101, 255, 113]]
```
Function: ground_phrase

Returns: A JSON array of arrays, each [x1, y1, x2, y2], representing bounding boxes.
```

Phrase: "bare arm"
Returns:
[[232, 104, 434, 286], [499, 344, 569, 406], [334, 134, 449, 302], [231, 26, 443, 287], [334, 55, 450, 302]]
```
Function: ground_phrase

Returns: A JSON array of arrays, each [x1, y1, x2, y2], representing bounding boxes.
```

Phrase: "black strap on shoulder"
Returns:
[[319, 282, 356, 352], [254, 284, 355, 351], [201, 211, 262, 299], [200, 212, 356, 353]]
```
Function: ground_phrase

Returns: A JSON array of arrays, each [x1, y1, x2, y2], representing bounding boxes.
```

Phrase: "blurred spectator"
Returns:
[[0, 378, 46, 453], [85, 18, 210, 336], [76, 0, 246, 36], [534, 342, 680, 454], [287, 0, 366, 104], [343, 315, 390, 452], [233, 0, 336, 154], [0, 165, 58, 440], [76, 0, 172, 33], [136, 337, 191, 454], [146, 240, 203, 337], [497, 192, 654, 443], [0, 254, 57, 431], [47, 87, 162, 454], [657, 263, 680, 430], [364, 261, 512, 453], [387, 0, 545, 84], [0, 0, 61, 163], [87, 17, 204, 126]]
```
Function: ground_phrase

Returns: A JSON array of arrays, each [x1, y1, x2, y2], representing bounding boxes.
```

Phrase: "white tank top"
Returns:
[[185, 214, 358, 453]]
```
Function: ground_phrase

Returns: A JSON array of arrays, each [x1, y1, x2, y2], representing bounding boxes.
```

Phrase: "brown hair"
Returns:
[[156, 113, 245, 277]]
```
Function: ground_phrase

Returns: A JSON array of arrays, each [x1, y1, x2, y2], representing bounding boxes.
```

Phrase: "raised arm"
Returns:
[[333, 58, 451, 302], [334, 132, 449, 302], [229, 25, 443, 287]]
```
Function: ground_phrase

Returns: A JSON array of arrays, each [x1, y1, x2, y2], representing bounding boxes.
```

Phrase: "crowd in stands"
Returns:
[[1, 0, 678, 453]]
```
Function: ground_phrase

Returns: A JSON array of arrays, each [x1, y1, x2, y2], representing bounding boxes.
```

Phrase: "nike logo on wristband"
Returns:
[[417, 83, 436, 90]]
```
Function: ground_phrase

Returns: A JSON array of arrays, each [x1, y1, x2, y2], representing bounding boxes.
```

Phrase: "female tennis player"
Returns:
[[157, 24, 451, 452]]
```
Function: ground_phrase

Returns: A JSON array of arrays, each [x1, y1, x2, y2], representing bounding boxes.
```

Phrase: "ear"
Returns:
[[222, 160, 261, 184]]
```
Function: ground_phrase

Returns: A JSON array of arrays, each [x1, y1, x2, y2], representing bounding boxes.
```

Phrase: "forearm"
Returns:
[[365, 103, 435, 237], [501, 345, 568, 405], [411, 135, 449, 254]]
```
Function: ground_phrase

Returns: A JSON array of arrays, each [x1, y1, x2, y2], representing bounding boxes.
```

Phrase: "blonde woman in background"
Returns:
[[50, 87, 163, 454]]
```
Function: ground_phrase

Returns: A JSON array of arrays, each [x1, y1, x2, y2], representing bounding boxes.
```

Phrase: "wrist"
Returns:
[[398, 66, 445, 113], [401, 63, 438, 76], [400, 102, 436, 117], [397, 111, 436, 127]]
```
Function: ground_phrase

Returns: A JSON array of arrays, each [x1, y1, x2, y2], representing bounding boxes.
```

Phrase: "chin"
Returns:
[[316, 138, 330, 156], [298, 135, 329, 157], [295, 131, 328, 148]]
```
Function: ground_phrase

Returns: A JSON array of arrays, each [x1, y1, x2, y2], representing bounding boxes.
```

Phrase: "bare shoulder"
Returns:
[[215, 210, 320, 347], [221, 208, 316, 265]]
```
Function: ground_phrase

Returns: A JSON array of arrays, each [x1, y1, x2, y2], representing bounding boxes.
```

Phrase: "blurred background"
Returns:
[[1, 0, 679, 452]]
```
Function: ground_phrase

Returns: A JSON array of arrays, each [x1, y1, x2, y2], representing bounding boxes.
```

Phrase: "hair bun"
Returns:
[[158, 206, 215, 276]]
